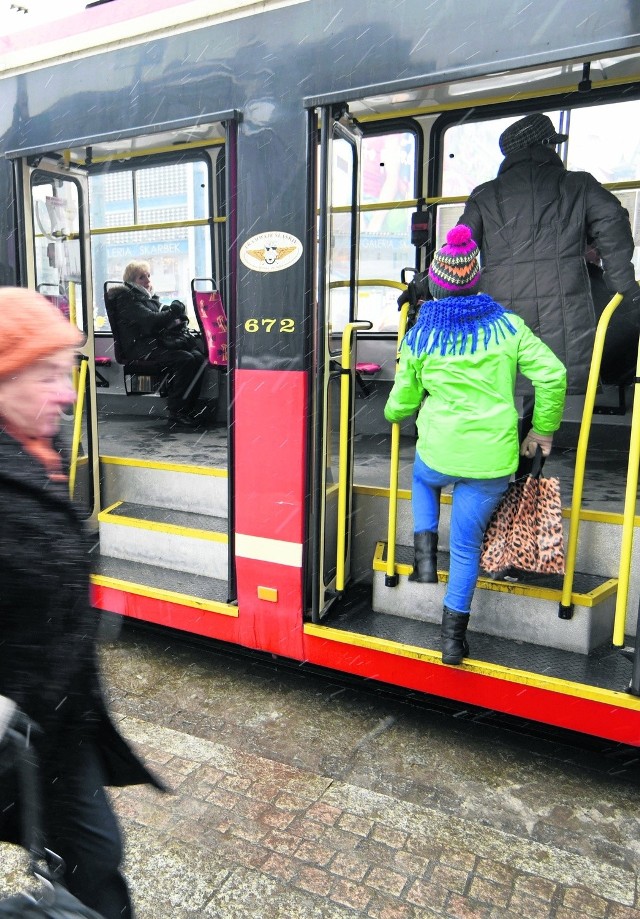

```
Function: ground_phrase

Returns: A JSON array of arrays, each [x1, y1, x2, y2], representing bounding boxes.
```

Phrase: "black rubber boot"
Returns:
[[408, 530, 438, 583], [441, 606, 470, 665]]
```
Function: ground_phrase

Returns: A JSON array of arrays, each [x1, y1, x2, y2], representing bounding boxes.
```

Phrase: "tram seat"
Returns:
[[94, 355, 111, 388], [355, 361, 381, 397], [191, 279, 228, 368], [103, 282, 169, 397]]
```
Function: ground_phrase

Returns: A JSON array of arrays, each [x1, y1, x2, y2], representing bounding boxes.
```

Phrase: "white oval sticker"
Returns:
[[240, 231, 303, 273]]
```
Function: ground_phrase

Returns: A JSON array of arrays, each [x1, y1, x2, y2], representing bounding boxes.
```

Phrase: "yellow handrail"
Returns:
[[613, 335, 640, 645], [336, 320, 373, 592], [560, 293, 622, 615], [385, 302, 411, 585], [328, 279, 406, 291], [69, 357, 88, 500]]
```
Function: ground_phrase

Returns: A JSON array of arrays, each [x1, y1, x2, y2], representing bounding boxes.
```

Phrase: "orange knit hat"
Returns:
[[0, 287, 84, 380]]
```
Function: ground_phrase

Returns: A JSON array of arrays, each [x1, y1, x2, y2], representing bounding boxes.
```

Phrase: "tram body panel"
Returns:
[[234, 368, 308, 658], [302, 627, 640, 747], [1, 0, 640, 745]]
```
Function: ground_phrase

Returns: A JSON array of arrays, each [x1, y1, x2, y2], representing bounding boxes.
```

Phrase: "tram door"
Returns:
[[313, 109, 362, 621], [18, 157, 99, 521]]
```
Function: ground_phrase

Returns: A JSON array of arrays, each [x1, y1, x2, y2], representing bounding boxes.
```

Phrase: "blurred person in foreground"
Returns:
[[0, 287, 163, 918], [384, 227, 566, 665]]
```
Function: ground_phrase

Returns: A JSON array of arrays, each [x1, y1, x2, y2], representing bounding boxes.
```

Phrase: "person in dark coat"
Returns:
[[458, 112, 639, 398], [0, 288, 163, 919], [106, 260, 206, 427]]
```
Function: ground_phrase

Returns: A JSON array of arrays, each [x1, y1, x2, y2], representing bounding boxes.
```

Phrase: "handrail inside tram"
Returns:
[[560, 293, 624, 625], [69, 355, 88, 501], [385, 301, 410, 587], [336, 320, 373, 593]]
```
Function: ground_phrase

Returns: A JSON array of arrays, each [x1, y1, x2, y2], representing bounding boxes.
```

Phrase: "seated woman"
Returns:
[[107, 261, 206, 427]]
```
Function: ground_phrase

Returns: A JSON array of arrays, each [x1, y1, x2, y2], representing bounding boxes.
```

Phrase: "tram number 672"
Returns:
[[244, 318, 296, 333]]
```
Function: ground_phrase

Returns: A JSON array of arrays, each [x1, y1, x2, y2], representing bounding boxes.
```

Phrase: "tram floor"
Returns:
[[322, 582, 635, 692], [3, 619, 640, 918], [95, 412, 635, 512]]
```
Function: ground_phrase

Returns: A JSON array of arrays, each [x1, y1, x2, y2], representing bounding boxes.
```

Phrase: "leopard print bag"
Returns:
[[480, 469, 564, 575]]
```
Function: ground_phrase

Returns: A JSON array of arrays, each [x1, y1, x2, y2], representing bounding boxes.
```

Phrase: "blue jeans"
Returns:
[[412, 454, 510, 614]]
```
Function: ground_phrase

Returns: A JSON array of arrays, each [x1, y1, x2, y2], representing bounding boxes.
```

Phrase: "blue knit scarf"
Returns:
[[404, 293, 517, 356]]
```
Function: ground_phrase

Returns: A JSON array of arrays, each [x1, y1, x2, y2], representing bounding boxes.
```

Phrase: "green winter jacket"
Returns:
[[384, 294, 566, 479]]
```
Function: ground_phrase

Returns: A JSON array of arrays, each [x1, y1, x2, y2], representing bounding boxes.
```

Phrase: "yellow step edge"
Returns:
[[101, 455, 228, 477], [373, 541, 618, 607], [99, 502, 228, 543], [91, 573, 238, 617], [303, 622, 640, 711]]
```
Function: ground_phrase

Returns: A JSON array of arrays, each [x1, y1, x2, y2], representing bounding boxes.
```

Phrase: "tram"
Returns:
[[1, 0, 640, 746]]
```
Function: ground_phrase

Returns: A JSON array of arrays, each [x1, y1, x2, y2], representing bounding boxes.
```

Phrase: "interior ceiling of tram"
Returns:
[[58, 50, 639, 164]]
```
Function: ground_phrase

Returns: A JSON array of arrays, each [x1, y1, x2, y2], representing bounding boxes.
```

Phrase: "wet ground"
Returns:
[[2, 620, 640, 917]]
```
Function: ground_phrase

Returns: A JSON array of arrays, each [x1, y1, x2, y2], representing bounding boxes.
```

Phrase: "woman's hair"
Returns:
[[123, 260, 151, 284]]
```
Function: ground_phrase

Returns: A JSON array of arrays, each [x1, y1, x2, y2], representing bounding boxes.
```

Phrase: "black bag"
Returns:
[[0, 697, 105, 919], [159, 301, 201, 351]]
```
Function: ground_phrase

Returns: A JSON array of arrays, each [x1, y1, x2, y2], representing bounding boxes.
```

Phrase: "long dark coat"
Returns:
[[105, 283, 179, 361], [0, 430, 161, 846], [459, 145, 637, 394]]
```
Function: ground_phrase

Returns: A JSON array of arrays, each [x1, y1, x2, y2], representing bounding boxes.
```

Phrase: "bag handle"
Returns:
[[529, 444, 545, 479]]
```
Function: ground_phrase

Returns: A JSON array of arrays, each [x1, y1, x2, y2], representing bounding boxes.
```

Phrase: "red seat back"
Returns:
[[191, 281, 228, 367]]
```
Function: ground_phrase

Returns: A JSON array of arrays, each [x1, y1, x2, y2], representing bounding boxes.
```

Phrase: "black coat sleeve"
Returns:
[[584, 174, 637, 296]]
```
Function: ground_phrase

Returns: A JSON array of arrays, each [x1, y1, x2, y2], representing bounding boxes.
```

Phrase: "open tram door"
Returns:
[[311, 105, 366, 621], [13, 155, 99, 522]]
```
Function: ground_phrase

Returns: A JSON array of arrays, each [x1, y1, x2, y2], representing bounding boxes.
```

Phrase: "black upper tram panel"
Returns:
[[0, 0, 638, 369]]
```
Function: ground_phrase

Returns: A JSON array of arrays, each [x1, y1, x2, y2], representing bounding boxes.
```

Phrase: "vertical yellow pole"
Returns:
[[69, 358, 87, 500], [385, 302, 410, 585], [613, 341, 640, 645], [336, 321, 372, 592], [560, 294, 621, 616]]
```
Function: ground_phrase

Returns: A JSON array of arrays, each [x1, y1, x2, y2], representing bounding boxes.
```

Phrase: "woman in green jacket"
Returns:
[[384, 225, 566, 665]]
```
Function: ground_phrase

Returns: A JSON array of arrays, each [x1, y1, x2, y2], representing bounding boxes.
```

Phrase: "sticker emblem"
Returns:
[[240, 231, 303, 273]]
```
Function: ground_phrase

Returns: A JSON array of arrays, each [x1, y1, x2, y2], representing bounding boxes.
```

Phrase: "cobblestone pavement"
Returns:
[[2, 622, 640, 918]]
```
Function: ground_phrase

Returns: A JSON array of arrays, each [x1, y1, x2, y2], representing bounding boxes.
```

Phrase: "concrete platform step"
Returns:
[[372, 541, 618, 654], [100, 456, 228, 517], [99, 501, 228, 578], [91, 555, 235, 617]]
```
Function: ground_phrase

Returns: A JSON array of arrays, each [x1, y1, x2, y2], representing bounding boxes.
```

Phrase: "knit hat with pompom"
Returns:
[[428, 225, 481, 299], [0, 287, 83, 380]]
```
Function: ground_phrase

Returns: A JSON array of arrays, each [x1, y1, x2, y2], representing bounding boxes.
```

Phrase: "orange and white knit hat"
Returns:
[[0, 287, 83, 379]]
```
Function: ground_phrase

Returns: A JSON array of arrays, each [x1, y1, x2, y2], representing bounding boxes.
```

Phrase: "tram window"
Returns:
[[89, 160, 212, 333], [357, 130, 416, 332], [567, 101, 640, 273], [31, 175, 84, 332], [566, 101, 640, 184], [441, 116, 515, 197]]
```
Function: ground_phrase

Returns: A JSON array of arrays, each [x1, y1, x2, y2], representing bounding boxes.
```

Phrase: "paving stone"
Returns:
[[5, 629, 638, 919]]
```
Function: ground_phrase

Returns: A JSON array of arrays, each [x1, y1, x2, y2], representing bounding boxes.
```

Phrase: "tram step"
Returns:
[[372, 541, 618, 654], [99, 501, 228, 578], [100, 456, 228, 517], [91, 555, 235, 616]]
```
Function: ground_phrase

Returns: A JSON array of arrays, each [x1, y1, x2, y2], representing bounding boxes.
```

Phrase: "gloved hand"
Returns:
[[397, 287, 410, 308], [520, 430, 553, 458]]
